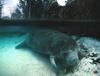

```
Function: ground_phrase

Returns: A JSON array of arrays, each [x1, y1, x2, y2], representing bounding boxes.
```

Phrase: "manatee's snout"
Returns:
[[65, 51, 79, 66], [67, 57, 78, 65]]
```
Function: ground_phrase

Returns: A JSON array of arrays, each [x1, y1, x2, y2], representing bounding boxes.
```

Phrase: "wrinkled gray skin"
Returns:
[[16, 29, 85, 75]]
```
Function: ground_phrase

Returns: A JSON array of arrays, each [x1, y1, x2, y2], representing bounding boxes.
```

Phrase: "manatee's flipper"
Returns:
[[50, 56, 67, 76], [15, 41, 31, 50], [50, 55, 57, 68]]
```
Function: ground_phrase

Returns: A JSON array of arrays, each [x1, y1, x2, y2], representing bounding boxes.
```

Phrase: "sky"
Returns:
[[57, 0, 68, 6], [1, 0, 19, 18]]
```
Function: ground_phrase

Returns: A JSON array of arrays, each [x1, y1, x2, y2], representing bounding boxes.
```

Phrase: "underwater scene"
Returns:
[[0, 28, 100, 76]]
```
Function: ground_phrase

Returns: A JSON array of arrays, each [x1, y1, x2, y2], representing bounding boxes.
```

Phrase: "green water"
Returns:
[[0, 32, 99, 76]]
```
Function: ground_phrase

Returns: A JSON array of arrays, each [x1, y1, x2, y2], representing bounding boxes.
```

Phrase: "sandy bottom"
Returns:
[[0, 33, 99, 76]]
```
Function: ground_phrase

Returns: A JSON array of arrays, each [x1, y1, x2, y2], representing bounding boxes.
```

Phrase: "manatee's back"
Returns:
[[26, 29, 77, 56]]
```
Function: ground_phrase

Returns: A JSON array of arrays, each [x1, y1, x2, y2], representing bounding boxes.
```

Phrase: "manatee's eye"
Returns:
[[84, 50, 88, 53], [63, 43, 67, 48], [63, 52, 69, 56]]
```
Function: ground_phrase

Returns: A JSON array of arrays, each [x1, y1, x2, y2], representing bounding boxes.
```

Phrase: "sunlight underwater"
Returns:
[[0, 33, 98, 76]]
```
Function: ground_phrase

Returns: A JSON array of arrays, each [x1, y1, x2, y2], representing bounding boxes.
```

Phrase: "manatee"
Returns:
[[16, 29, 80, 74]]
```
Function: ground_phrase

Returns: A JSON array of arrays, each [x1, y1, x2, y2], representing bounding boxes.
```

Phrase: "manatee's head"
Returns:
[[51, 36, 80, 74], [52, 49, 79, 74]]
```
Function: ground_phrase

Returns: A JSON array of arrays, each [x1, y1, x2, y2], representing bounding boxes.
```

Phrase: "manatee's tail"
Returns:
[[15, 33, 30, 49], [16, 41, 25, 49], [15, 41, 31, 50]]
